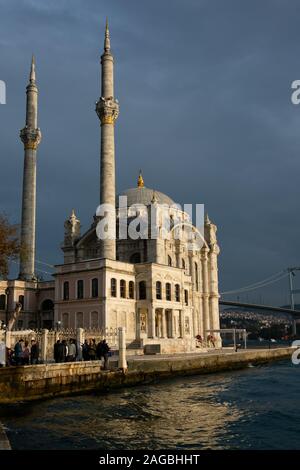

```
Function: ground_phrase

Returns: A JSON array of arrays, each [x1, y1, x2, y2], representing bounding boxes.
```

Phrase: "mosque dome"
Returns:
[[116, 171, 175, 207]]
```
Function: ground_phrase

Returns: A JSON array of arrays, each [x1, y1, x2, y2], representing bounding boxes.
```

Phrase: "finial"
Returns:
[[137, 170, 144, 188], [104, 18, 111, 52], [205, 213, 211, 225], [30, 55, 36, 83]]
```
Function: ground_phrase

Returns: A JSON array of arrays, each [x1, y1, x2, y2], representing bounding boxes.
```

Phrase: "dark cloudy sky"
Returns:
[[1, 0, 300, 305]]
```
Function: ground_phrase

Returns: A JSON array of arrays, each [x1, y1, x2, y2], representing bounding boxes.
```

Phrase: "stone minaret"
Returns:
[[19, 56, 41, 280], [96, 20, 119, 260]]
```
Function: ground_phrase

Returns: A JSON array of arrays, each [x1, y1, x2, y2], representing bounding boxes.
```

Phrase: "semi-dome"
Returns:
[[117, 186, 175, 207]]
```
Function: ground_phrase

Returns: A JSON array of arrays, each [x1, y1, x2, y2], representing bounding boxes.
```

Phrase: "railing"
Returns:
[[4, 327, 119, 363]]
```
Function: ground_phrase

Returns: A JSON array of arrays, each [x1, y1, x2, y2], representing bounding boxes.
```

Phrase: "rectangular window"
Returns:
[[92, 278, 98, 298], [156, 282, 162, 300], [129, 281, 134, 299], [63, 282, 69, 301], [120, 280, 126, 298], [166, 283, 171, 301], [77, 280, 84, 299], [111, 278, 117, 297], [175, 284, 180, 302], [184, 289, 189, 306]]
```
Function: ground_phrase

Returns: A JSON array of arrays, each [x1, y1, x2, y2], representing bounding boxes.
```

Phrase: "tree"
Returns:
[[0, 214, 22, 279]]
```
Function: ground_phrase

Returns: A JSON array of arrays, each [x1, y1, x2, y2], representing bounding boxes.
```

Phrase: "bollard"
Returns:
[[118, 327, 127, 372]]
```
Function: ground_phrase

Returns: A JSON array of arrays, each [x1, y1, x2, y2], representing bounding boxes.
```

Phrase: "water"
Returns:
[[1, 360, 300, 449]]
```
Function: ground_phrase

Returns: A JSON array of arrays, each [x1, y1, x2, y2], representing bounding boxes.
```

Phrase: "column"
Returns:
[[161, 309, 166, 338], [41, 329, 48, 364], [201, 247, 210, 340], [118, 326, 127, 371], [179, 310, 185, 338]]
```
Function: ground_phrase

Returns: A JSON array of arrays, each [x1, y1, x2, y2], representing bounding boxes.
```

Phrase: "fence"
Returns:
[[4, 327, 119, 363]]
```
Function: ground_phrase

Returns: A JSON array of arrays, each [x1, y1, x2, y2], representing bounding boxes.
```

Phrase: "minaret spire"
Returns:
[[96, 21, 119, 260], [104, 18, 111, 53], [19, 56, 42, 280], [30, 55, 36, 83]]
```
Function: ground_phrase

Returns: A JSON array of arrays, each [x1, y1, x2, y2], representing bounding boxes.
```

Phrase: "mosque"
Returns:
[[0, 23, 221, 353]]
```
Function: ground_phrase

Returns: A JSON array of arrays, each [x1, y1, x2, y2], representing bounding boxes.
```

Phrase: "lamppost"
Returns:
[[56, 320, 61, 332]]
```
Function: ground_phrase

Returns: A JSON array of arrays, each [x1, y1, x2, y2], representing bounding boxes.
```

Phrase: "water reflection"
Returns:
[[1, 361, 299, 449], [0, 373, 247, 450]]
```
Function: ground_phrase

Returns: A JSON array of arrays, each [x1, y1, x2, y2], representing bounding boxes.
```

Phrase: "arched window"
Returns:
[[195, 262, 199, 291], [182, 259, 185, 270], [111, 278, 117, 297], [120, 279, 126, 298], [175, 284, 180, 302], [0, 294, 6, 310], [76, 312, 83, 328], [166, 283, 171, 301], [92, 278, 98, 298], [77, 280, 84, 299], [168, 255, 172, 267], [184, 289, 189, 305], [18, 295, 24, 309], [129, 281, 135, 299], [41, 299, 54, 311], [139, 281, 147, 300], [63, 281, 69, 301], [156, 281, 162, 300], [130, 252, 141, 264]]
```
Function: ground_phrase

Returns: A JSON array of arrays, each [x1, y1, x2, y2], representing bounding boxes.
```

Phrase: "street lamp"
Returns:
[[56, 320, 61, 331]]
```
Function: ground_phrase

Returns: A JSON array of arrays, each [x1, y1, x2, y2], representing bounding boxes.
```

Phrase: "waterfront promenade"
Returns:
[[0, 347, 293, 404]]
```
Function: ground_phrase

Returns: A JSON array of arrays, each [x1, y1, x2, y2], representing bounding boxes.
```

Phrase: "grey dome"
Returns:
[[117, 186, 175, 207]]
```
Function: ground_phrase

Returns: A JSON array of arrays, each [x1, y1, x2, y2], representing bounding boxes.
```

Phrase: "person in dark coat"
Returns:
[[82, 340, 89, 361], [14, 339, 24, 366], [54, 340, 60, 363], [30, 340, 39, 364], [96, 340, 103, 360], [58, 340, 67, 363], [102, 340, 110, 370]]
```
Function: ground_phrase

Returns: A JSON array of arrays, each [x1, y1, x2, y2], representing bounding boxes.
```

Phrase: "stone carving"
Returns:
[[95, 96, 119, 125], [20, 126, 42, 150]]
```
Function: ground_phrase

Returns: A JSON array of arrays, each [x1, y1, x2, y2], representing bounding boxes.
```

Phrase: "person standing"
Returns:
[[102, 339, 110, 371], [82, 339, 89, 361], [14, 339, 24, 366], [22, 341, 30, 365], [54, 340, 60, 363], [30, 339, 39, 364], [67, 339, 76, 362]]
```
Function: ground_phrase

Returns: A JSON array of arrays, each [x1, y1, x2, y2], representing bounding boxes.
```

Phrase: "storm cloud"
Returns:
[[1, 0, 300, 305]]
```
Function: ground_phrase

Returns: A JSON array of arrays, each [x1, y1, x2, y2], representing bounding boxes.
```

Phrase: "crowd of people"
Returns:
[[82, 339, 110, 370], [6, 339, 39, 366], [4, 337, 110, 368]]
